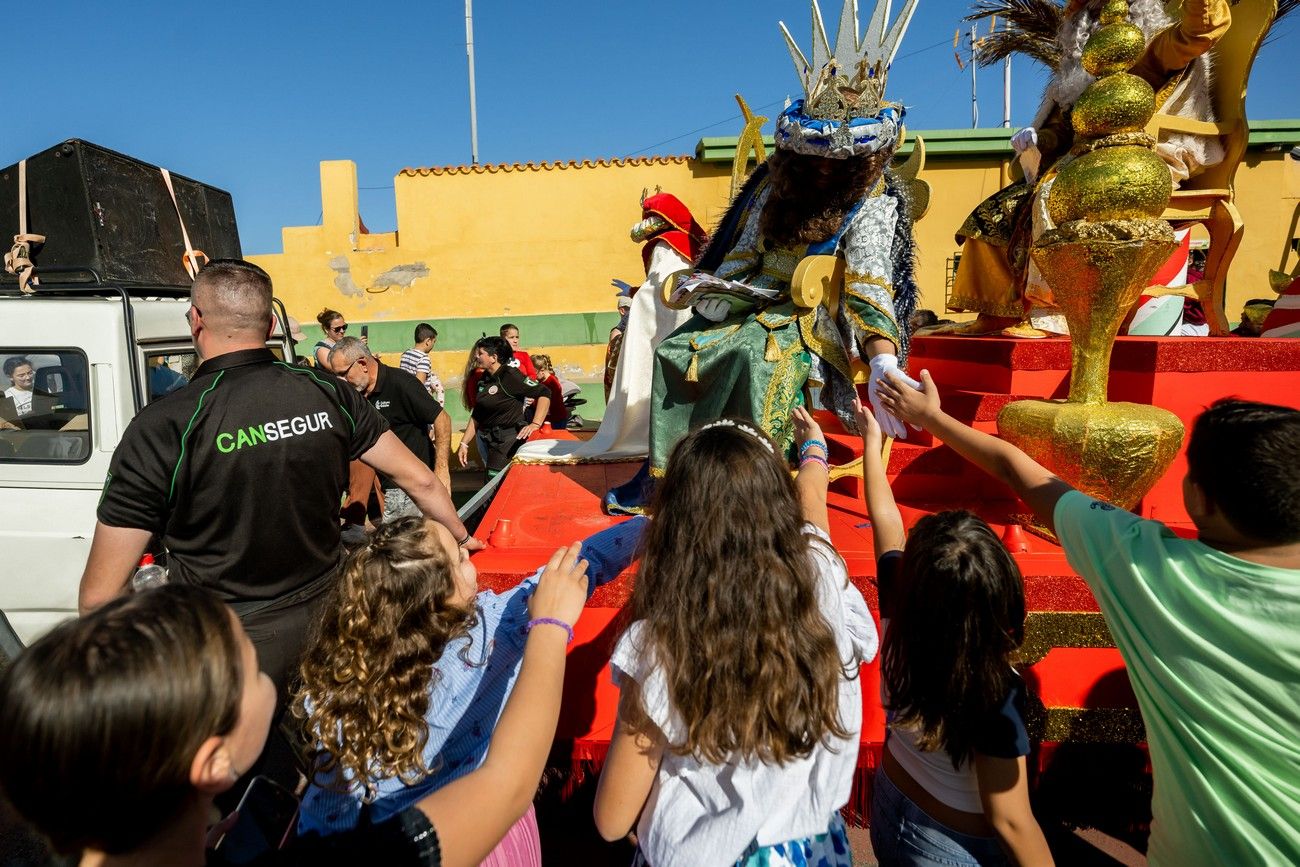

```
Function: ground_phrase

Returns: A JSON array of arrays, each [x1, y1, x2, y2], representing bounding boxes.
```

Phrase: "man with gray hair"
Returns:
[[328, 336, 452, 512]]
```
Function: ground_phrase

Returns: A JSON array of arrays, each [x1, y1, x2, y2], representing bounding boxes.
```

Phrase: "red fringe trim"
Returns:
[[843, 744, 882, 827]]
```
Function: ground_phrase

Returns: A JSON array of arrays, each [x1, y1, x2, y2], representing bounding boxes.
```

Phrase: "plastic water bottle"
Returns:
[[131, 553, 168, 592]]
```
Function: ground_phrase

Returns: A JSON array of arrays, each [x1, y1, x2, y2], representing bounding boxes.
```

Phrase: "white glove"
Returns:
[[695, 297, 731, 322], [1010, 126, 1038, 155], [867, 353, 921, 440]]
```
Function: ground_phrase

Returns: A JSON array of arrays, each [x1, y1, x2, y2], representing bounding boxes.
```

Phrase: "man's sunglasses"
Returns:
[[334, 357, 363, 379]]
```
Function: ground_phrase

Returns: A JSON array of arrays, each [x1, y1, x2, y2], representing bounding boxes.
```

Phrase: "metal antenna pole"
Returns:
[[1003, 55, 1012, 127], [465, 0, 480, 165], [969, 25, 979, 128]]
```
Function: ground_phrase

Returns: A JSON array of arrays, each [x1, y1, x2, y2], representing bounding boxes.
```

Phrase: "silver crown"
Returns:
[[779, 0, 919, 119]]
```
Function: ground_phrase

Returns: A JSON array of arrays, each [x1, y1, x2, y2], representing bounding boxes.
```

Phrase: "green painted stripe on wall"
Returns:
[[299, 311, 621, 355]]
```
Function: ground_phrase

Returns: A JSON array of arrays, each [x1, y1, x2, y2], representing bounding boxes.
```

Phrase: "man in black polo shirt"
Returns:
[[327, 336, 450, 520], [80, 260, 483, 700]]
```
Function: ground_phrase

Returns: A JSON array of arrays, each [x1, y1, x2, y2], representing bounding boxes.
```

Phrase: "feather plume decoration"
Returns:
[[968, 0, 1298, 65], [964, 0, 1065, 70], [1266, 0, 1298, 45]]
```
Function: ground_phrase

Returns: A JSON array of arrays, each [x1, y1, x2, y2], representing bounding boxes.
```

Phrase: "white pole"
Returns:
[[970, 26, 979, 129], [465, 0, 480, 166], [1003, 55, 1011, 127]]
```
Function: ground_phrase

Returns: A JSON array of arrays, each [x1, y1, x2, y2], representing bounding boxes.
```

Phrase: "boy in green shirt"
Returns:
[[876, 373, 1300, 866]]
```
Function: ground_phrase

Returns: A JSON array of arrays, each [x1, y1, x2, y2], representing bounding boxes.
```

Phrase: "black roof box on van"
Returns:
[[0, 139, 241, 288]]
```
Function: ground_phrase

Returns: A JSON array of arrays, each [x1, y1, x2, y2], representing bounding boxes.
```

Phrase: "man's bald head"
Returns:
[[191, 259, 274, 338]]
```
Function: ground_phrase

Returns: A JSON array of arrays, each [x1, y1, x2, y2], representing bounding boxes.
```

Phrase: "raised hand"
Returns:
[[852, 397, 884, 458], [528, 543, 590, 630], [791, 405, 824, 448], [867, 353, 921, 440], [878, 369, 942, 430]]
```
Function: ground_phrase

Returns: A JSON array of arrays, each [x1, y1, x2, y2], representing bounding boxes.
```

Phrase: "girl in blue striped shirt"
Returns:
[[295, 515, 644, 863]]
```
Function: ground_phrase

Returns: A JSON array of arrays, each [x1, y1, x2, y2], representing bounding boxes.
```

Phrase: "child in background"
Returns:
[[854, 399, 1053, 866], [296, 515, 645, 866], [593, 409, 876, 867], [499, 323, 538, 378], [401, 323, 446, 406], [0, 561, 590, 867], [529, 354, 569, 429], [877, 371, 1300, 866]]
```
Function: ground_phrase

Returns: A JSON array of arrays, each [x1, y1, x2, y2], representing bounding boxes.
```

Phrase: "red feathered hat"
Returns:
[[634, 191, 708, 271]]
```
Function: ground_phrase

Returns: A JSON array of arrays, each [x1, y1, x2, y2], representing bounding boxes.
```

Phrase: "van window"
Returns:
[[143, 344, 286, 405], [0, 350, 92, 464], [145, 349, 199, 403]]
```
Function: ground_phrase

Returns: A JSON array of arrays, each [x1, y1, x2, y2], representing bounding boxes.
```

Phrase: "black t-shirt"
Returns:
[[877, 551, 1030, 759], [98, 349, 388, 602], [470, 365, 548, 430], [367, 362, 443, 489]]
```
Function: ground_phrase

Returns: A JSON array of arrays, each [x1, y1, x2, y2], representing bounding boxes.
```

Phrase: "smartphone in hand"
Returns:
[[212, 775, 300, 863]]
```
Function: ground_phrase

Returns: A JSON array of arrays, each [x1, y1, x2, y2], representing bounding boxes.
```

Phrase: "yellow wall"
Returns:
[[254, 157, 732, 326], [909, 156, 1014, 312], [1234, 151, 1300, 297], [252, 144, 1299, 356]]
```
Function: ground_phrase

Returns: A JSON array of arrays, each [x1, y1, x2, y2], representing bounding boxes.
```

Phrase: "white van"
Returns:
[[0, 277, 292, 655]]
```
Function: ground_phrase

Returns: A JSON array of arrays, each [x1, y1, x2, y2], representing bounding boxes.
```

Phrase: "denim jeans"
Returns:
[[870, 766, 1010, 867]]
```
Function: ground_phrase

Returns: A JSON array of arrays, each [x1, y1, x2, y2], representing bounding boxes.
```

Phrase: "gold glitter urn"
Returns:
[[998, 0, 1184, 510]]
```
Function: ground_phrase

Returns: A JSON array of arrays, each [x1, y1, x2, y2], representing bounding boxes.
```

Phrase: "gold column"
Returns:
[[998, 0, 1184, 510]]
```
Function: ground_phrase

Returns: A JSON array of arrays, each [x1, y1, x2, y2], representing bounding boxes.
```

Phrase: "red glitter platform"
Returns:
[[469, 335, 1300, 818]]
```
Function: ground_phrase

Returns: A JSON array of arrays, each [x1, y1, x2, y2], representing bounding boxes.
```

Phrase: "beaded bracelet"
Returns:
[[800, 454, 829, 471], [526, 617, 574, 644], [799, 439, 828, 458]]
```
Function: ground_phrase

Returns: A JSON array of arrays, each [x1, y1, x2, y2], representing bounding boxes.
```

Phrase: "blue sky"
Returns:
[[5, 0, 1295, 255]]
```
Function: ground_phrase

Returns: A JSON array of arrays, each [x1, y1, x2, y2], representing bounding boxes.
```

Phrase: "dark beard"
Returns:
[[760, 147, 893, 247]]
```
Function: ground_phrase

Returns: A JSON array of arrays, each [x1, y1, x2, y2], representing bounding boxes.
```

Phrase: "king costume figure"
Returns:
[[607, 0, 923, 514]]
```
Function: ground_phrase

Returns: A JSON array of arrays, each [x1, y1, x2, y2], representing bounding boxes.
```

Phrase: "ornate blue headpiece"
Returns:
[[776, 100, 905, 159]]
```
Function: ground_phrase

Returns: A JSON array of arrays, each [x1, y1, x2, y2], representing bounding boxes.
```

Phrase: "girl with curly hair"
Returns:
[[295, 514, 644, 865], [593, 408, 878, 867], [851, 396, 1053, 866]]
